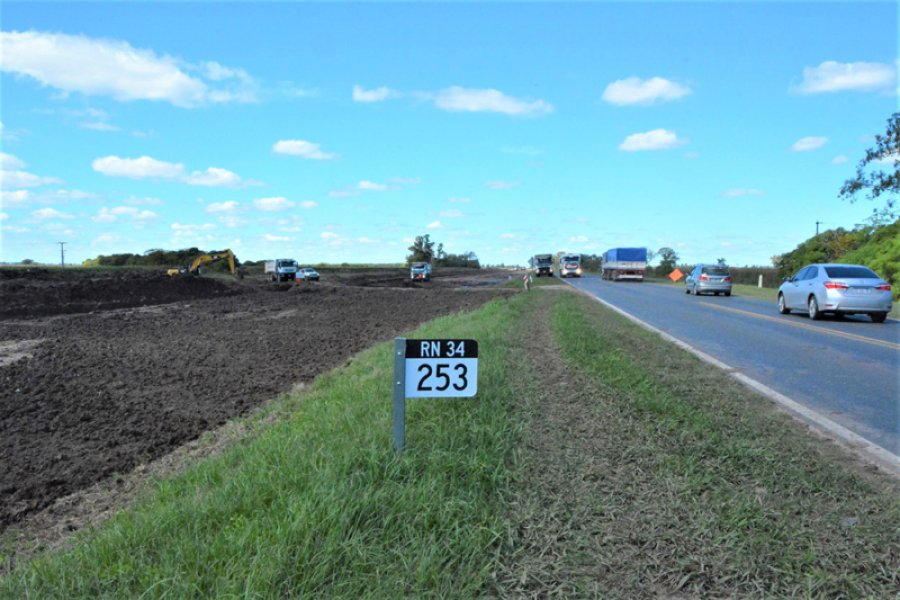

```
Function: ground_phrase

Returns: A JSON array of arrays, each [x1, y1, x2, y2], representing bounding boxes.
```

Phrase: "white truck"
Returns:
[[530, 254, 554, 277], [265, 258, 299, 282], [558, 254, 583, 278], [410, 262, 432, 281]]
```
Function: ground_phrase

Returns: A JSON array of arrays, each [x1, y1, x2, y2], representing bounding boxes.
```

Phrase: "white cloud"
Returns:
[[263, 233, 290, 242], [41, 189, 97, 201], [449, 197, 471, 204], [1, 190, 31, 206], [601, 76, 692, 106], [32, 207, 73, 220], [569, 235, 589, 243], [433, 86, 553, 116], [875, 152, 899, 165], [254, 196, 294, 211], [791, 136, 828, 152], [185, 167, 243, 187], [722, 188, 765, 198], [93, 155, 247, 186], [206, 200, 239, 213], [92, 206, 156, 223], [832, 155, 849, 165], [0, 212, 7, 221], [300, 200, 318, 209], [792, 60, 897, 94], [321, 231, 339, 240], [485, 180, 518, 190], [353, 85, 400, 102], [0, 152, 26, 170], [0, 30, 257, 107], [439, 209, 465, 218], [358, 180, 389, 191], [619, 129, 687, 152], [171, 223, 216, 238], [426, 220, 442, 229], [273, 139, 337, 160], [218, 215, 246, 228], [93, 155, 184, 179], [1, 168, 63, 188]]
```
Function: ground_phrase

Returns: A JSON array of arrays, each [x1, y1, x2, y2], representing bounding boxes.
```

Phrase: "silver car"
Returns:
[[777, 263, 892, 323], [685, 264, 732, 296]]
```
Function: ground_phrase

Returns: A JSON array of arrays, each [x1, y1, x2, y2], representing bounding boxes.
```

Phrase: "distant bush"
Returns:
[[841, 220, 900, 299]]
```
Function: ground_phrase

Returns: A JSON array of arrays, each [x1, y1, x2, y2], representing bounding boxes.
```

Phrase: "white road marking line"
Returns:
[[567, 282, 900, 478]]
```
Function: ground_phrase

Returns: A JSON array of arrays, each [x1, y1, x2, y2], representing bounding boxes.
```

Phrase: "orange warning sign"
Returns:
[[668, 268, 684, 282]]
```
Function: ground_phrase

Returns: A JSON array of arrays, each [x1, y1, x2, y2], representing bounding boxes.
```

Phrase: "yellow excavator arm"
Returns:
[[168, 250, 238, 277]]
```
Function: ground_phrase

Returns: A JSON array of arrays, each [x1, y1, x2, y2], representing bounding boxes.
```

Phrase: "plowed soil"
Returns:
[[0, 267, 515, 531]]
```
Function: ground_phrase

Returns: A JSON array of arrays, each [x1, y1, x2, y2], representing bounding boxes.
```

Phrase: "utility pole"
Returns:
[[58, 241, 67, 267], [815, 221, 823, 236]]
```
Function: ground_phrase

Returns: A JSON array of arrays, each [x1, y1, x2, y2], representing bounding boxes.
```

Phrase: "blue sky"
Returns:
[[1, 1, 897, 267]]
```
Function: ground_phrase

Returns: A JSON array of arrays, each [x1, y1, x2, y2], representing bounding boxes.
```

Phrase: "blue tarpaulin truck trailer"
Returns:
[[601, 248, 647, 281]]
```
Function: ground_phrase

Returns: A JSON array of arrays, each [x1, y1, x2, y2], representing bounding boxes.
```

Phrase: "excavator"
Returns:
[[167, 249, 242, 278]]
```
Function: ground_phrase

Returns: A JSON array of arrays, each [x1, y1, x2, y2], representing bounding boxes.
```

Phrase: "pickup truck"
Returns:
[[265, 258, 299, 282]]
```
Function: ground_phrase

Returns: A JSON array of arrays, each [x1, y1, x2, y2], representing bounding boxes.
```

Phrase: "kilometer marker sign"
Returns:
[[404, 339, 478, 398], [392, 338, 479, 451]]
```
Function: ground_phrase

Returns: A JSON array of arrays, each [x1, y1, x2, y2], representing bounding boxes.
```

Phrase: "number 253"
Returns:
[[416, 363, 468, 392]]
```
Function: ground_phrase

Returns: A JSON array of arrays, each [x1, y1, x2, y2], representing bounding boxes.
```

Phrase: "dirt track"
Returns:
[[0, 267, 514, 531]]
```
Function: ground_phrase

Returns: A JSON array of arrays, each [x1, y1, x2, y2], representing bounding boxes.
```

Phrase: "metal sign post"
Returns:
[[392, 338, 407, 452], [392, 337, 479, 452]]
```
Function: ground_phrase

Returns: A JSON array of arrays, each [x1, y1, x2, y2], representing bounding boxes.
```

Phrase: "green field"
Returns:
[[3, 286, 898, 598]]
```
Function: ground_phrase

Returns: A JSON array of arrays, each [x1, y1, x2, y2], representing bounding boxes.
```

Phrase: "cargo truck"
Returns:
[[558, 254, 583, 278], [410, 262, 432, 281], [530, 254, 554, 277], [601, 248, 647, 281], [265, 258, 299, 282]]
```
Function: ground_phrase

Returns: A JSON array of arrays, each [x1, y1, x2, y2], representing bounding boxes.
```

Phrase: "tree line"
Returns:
[[407, 234, 481, 268]]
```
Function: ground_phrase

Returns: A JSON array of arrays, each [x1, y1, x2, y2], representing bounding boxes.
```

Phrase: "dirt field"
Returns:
[[0, 267, 515, 532]]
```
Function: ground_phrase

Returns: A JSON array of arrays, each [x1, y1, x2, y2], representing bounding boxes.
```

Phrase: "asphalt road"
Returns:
[[566, 276, 900, 457]]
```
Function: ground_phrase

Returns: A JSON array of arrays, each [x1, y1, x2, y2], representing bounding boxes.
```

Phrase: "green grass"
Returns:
[[503, 273, 565, 289], [0, 296, 530, 599], [548, 292, 900, 596], [3, 289, 898, 598]]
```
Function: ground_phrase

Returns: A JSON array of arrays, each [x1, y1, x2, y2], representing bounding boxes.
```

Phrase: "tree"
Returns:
[[840, 112, 899, 221], [407, 234, 436, 264], [717, 257, 727, 267], [656, 247, 679, 275], [20, 258, 34, 265]]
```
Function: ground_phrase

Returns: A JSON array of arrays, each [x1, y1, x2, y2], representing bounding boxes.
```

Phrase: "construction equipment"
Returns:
[[167, 249, 241, 278]]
